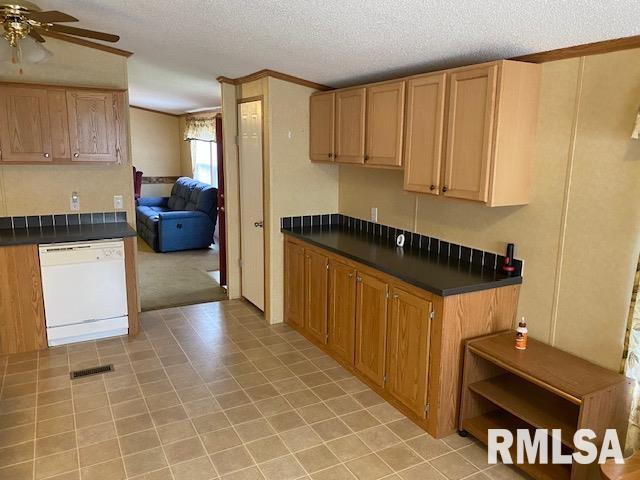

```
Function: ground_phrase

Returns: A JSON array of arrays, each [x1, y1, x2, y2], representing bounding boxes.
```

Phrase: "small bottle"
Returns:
[[515, 317, 528, 350]]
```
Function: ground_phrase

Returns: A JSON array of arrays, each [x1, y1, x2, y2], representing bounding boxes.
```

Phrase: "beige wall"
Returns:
[[179, 117, 192, 179], [267, 78, 339, 324], [339, 49, 640, 370], [221, 77, 339, 323], [130, 107, 181, 197], [0, 38, 135, 223]]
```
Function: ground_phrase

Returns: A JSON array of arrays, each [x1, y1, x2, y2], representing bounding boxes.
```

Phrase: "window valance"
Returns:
[[184, 114, 216, 142]]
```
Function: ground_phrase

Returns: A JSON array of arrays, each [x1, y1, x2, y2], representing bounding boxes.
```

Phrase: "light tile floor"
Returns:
[[0, 300, 530, 480]]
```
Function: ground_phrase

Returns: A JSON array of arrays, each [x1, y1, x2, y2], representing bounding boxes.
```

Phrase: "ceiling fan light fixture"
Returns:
[[20, 34, 50, 63]]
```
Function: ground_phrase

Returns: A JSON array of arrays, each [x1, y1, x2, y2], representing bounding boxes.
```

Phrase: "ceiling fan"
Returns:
[[1, 1, 119, 68]]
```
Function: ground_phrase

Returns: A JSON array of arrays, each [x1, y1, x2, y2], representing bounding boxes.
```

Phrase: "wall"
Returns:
[[220, 77, 339, 323], [267, 77, 339, 324], [339, 49, 640, 370], [129, 107, 181, 196], [0, 38, 135, 223]]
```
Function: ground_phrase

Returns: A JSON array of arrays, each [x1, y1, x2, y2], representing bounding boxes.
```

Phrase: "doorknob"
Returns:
[[254, 221, 263, 228]]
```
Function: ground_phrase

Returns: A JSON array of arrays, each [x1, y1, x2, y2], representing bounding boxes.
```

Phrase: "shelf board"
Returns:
[[469, 373, 578, 448], [462, 410, 572, 480]]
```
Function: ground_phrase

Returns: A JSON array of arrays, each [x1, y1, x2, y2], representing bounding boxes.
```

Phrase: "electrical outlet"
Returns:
[[371, 207, 378, 223], [113, 195, 124, 210], [70, 192, 80, 211]]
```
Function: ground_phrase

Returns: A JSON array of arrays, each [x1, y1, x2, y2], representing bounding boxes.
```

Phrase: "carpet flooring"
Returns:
[[137, 237, 227, 311]]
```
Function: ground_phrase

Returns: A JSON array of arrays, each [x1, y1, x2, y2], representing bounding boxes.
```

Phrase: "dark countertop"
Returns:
[[283, 225, 522, 296], [0, 222, 137, 247]]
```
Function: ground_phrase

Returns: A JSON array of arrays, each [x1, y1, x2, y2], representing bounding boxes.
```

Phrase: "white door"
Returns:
[[238, 101, 265, 310]]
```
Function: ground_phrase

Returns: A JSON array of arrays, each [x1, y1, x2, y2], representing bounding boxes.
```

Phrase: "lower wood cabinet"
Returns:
[[386, 286, 432, 418], [0, 244, 47, 354], [327, 259, 357, 364], [304, 249, 329, 344], [354, 271, 389, 387], [284, 240, 305, 329], [283, 235, 520, 438]]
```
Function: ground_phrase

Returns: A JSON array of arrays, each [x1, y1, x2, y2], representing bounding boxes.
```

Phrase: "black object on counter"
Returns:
[[502, 243, 516, 273]]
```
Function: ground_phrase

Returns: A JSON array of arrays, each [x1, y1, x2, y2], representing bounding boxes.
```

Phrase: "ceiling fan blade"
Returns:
[[29, 28, 46, 42], [27, 11, 78, 23], [45, 24, 119, 43]]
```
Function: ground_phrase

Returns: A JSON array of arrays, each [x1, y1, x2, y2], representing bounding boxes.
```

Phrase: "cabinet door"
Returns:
[[403, 73, 446, 193], [47, 89, 71, 160], [386, 287, 432, 418], [335, 88, 366, 164], [328, 259, 356, 364], [310, 92, 335, 162], [0, 244, 47, 354], [284, 241, 305, 329], [443, 65, 497, 202], [66, 90, 119, 163], [355, 272, 388, 386], [365, 81, 405, 167], [304, 248, 329, 344], [0, 86, 52, 162]]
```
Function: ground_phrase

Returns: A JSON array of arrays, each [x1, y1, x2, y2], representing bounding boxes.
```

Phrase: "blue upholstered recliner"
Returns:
[[136, 177, 218, 252]]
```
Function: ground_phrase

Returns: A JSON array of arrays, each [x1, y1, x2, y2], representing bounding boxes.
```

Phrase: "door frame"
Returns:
[[236, 96, 269, 316]]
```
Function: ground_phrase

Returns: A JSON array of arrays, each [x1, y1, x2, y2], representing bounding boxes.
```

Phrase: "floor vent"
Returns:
[[70, 364, 114, 379]]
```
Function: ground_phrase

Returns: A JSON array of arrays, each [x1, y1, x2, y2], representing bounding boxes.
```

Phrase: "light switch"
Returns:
[[371, 207, 378, 223], [113, 195, 124, 210], [70, 192, 80, 211]]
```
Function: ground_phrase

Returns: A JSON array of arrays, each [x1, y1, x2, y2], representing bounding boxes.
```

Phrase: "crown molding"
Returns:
[[513, 34, 640, 63], [217, 69, 331, 91]]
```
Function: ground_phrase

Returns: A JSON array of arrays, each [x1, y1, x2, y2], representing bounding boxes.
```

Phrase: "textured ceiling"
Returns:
[[35, 0, 639, 114]]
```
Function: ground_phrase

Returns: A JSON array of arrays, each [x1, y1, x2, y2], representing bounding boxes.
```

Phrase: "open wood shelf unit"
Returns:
[[459, 332, 633, 480]]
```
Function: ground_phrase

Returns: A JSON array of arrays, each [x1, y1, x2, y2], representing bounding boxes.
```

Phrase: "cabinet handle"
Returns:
[[442, 185, 449, 193], [429, 185, 436, 191], [356, 276, 362, 283], [393, 294, 399, 299], [73, 153, 79, 158], [43, 153, 50, 158], [364, 155, 369, 162], [348, 272, 354, 278], [328, 153, 332, 158]]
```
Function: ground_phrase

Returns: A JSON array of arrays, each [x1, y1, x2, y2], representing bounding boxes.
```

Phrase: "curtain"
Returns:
[[623, 258, 640, 451], [184, 114, 216, 142]]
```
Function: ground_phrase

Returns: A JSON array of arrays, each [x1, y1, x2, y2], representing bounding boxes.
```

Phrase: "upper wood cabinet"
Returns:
[[443, 65, 497, 202], [334, 88, 366, 164], [0, 86, 53, 163], [304, 248, 329, 345], [309, 59, 541, 206], [284, 240, 305, 329], [403, 73, 446, 194], [386, 286, 432, 418], [309, 92, 335, 162], [365, 81, 405, 167], [67, 90, 123, 163], [0, 83, 127, 165]]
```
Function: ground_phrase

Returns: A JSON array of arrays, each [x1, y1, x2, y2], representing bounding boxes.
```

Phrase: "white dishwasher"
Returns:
[[39, 239, 129, 346]]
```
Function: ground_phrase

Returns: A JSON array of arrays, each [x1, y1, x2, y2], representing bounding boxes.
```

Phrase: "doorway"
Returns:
[[238, 100, 265, 310]]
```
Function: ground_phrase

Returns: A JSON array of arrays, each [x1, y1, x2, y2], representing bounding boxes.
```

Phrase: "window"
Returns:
[[191, 140, 218, 186]]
